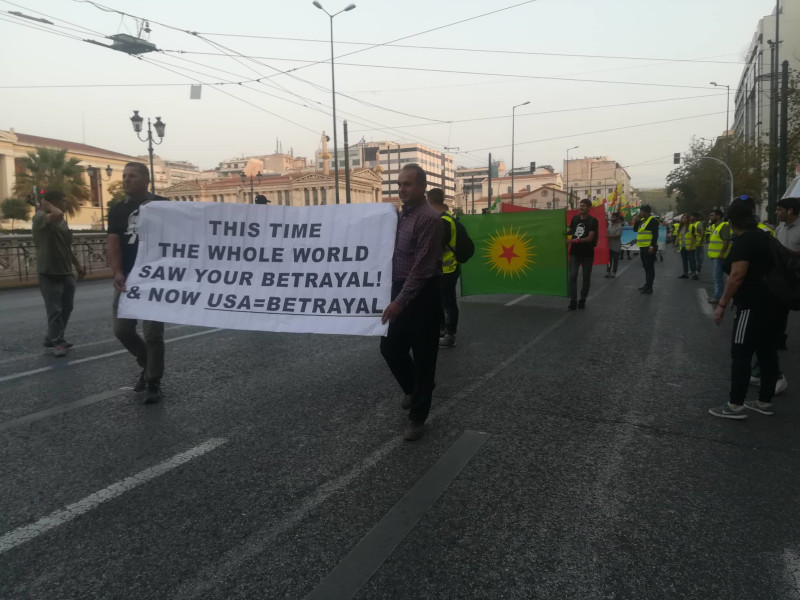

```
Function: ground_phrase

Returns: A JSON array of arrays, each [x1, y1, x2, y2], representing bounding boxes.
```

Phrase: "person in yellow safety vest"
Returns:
[[706, 208, 731, 304], [426, 188, 459, 348], [633, 204, 659, 294], [690, 212, 705, 274], [674, 213, 698, 279]]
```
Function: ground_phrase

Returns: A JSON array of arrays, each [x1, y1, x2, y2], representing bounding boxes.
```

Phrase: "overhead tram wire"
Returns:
[[348, 93, 727, 132], [1, 8, 480, 163], [188, 33, 745, 66], [0, 0, 107, 37], [136, 56, 322, 136], [464, 111, 727, 153]]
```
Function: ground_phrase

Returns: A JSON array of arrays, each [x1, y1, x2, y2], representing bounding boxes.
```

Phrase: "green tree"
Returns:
[[13, 147, 89, 217], [666, 137, 765, 215], [106, 180, 126, 209], [1, 197, 32, 229]]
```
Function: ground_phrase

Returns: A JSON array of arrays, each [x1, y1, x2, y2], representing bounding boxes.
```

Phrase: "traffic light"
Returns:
[[530, 161, 536, 173], [673, 153, 681, 164]]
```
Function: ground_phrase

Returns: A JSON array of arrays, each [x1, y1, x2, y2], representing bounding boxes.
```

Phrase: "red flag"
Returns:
[[566, 206, 609, 266]]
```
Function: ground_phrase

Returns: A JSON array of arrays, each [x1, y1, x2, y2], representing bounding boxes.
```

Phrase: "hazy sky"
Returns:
[[0, 0, 778, 189]]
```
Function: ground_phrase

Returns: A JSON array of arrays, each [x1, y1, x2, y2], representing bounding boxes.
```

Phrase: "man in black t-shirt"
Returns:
[[566, 198, 598, 309], [107, 162, 167, 404], [709, 198, 780, 419]]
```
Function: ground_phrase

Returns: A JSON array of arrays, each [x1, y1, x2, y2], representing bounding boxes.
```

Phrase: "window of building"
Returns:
[[219, 194, 224, 203], [313, 188, 319, 205], [304, 188, 310, 206], [181, 196, 186, 202], [321, 188, 327, 204], [189, 195, 194, 202], [212, 194, 217, 202]]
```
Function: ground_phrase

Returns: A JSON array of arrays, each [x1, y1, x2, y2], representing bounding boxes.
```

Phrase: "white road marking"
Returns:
[[0, 437, 228, 554], [698, 288, 715, 317], [0, 329, 223, 385], [0, 388, 129, 432], [0, 325, 191, 366], [505, 295, 530, 307], [176, 297, 579, 599], [783, 548, 800, 598]]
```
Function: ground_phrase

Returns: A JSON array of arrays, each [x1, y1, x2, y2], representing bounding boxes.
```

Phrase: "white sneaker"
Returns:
[[775, 375, 788, 396]]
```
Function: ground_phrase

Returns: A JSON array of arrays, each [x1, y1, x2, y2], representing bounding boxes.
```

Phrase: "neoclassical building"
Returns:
[[160, 168, 385, 207], [0, 129, 137, 230]]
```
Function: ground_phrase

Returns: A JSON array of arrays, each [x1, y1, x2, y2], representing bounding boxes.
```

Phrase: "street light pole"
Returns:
[[130, 110, 165, 195], [510, 100, 530, 205], [698, 155, 735, 208], [565, 145, 579, 208], [240, 171, 262, 204], [313, 1, 356, 205]]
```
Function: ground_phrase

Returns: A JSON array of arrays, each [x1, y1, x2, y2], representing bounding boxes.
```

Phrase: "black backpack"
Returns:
[[444, 214, 475, 264], [764, 235, 800, 311]]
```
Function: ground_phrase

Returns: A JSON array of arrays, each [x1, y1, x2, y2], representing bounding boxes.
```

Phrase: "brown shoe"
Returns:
[[401, 394, 413, 410], [404, 421, 425, 441]]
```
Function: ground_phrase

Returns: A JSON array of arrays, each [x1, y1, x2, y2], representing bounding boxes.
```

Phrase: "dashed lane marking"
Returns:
[[0, 325, 191, 366], [0, 388, 130, 433], [698, 288, 715, 317], [0, 437, 228, 554], [0, 328, 222, 385]]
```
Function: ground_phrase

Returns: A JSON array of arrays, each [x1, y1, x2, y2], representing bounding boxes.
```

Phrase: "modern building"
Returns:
[[563, 157, 632, 205], [454, 161, 506, 204], [138, 155, 201, 189], [734, 0, 800, 144], [218, 153, 308, 176], [0, 128, 136, 230], [315, 140, 455, 201]]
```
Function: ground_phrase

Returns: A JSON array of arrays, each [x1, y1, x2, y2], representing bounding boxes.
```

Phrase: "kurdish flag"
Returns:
[[460, 210, 568, 297]]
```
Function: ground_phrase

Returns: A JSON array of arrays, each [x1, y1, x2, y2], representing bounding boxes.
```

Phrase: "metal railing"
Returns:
[[0, 234, 110, 285]]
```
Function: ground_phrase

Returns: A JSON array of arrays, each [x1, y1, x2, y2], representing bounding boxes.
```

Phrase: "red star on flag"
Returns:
[[499, 244, 519, 264]]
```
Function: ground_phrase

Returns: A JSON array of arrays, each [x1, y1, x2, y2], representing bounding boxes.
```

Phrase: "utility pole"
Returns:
[[779, 60, 789, 199], [343, 120, 351, 204], [471, 175, 475, 215], [487, 153, 493, 213]]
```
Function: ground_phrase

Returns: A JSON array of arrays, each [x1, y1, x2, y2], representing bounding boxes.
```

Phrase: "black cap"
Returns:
[[640, 204, 651, 213]]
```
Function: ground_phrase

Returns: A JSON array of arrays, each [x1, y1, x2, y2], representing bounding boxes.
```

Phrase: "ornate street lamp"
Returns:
[[241, 171, 263, 204], [130, 110, 165, 194]]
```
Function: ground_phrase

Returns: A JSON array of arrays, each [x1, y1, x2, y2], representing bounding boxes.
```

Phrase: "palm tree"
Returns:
[[13, 148, 90, 216]]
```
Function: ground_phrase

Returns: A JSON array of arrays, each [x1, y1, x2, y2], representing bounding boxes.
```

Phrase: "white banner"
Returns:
[[118, 202, 397, 336]]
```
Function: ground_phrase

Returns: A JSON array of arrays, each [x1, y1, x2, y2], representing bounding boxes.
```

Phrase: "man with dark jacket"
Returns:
[[381, 164, 442, 441], [107, 162, 167, 404]]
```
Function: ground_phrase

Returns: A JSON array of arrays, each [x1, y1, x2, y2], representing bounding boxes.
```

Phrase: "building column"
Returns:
[[0, 154, 15, 200]]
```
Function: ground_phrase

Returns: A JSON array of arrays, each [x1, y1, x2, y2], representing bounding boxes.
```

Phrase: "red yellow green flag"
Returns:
[[460, 210, 568, 297]]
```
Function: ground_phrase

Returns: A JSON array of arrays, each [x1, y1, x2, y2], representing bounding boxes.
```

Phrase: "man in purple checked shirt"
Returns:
[[381, 164, 443, 442]]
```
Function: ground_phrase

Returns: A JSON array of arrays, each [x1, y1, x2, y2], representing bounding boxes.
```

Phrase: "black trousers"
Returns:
[[640, 248, 656, 291], [730, 306, 780, 405], [380, 278, 441, 424], [440, 269, 460, 335], [568, 253, 593, 303]]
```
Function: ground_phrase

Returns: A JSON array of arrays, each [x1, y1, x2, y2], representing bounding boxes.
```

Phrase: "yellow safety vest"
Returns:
[[692, 222, 705, 246], [440, 212, 458, 274], [707, 221, 731, 258], [758, 222, 776, 238], [678, 225, 696, 250], [636, 216, 654, 247]]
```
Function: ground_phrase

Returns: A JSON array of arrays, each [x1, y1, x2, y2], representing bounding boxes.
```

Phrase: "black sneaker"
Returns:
[[567, 302, 577, 310], [133, 371, 146, 393], [144, 381, 162, 404], [44, 339, 73, 349], [577, 299, 586, 309], [640, 288, 653, 294], [678, 274, 689, 279]]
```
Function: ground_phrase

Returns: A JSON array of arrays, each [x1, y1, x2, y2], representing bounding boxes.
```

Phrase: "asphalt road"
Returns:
[[2, 251, 800, 600]]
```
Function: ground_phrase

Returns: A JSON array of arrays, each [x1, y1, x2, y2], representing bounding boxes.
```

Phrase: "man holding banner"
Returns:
[[107, 163, 167, 404], [381, 164, 443, 442]]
